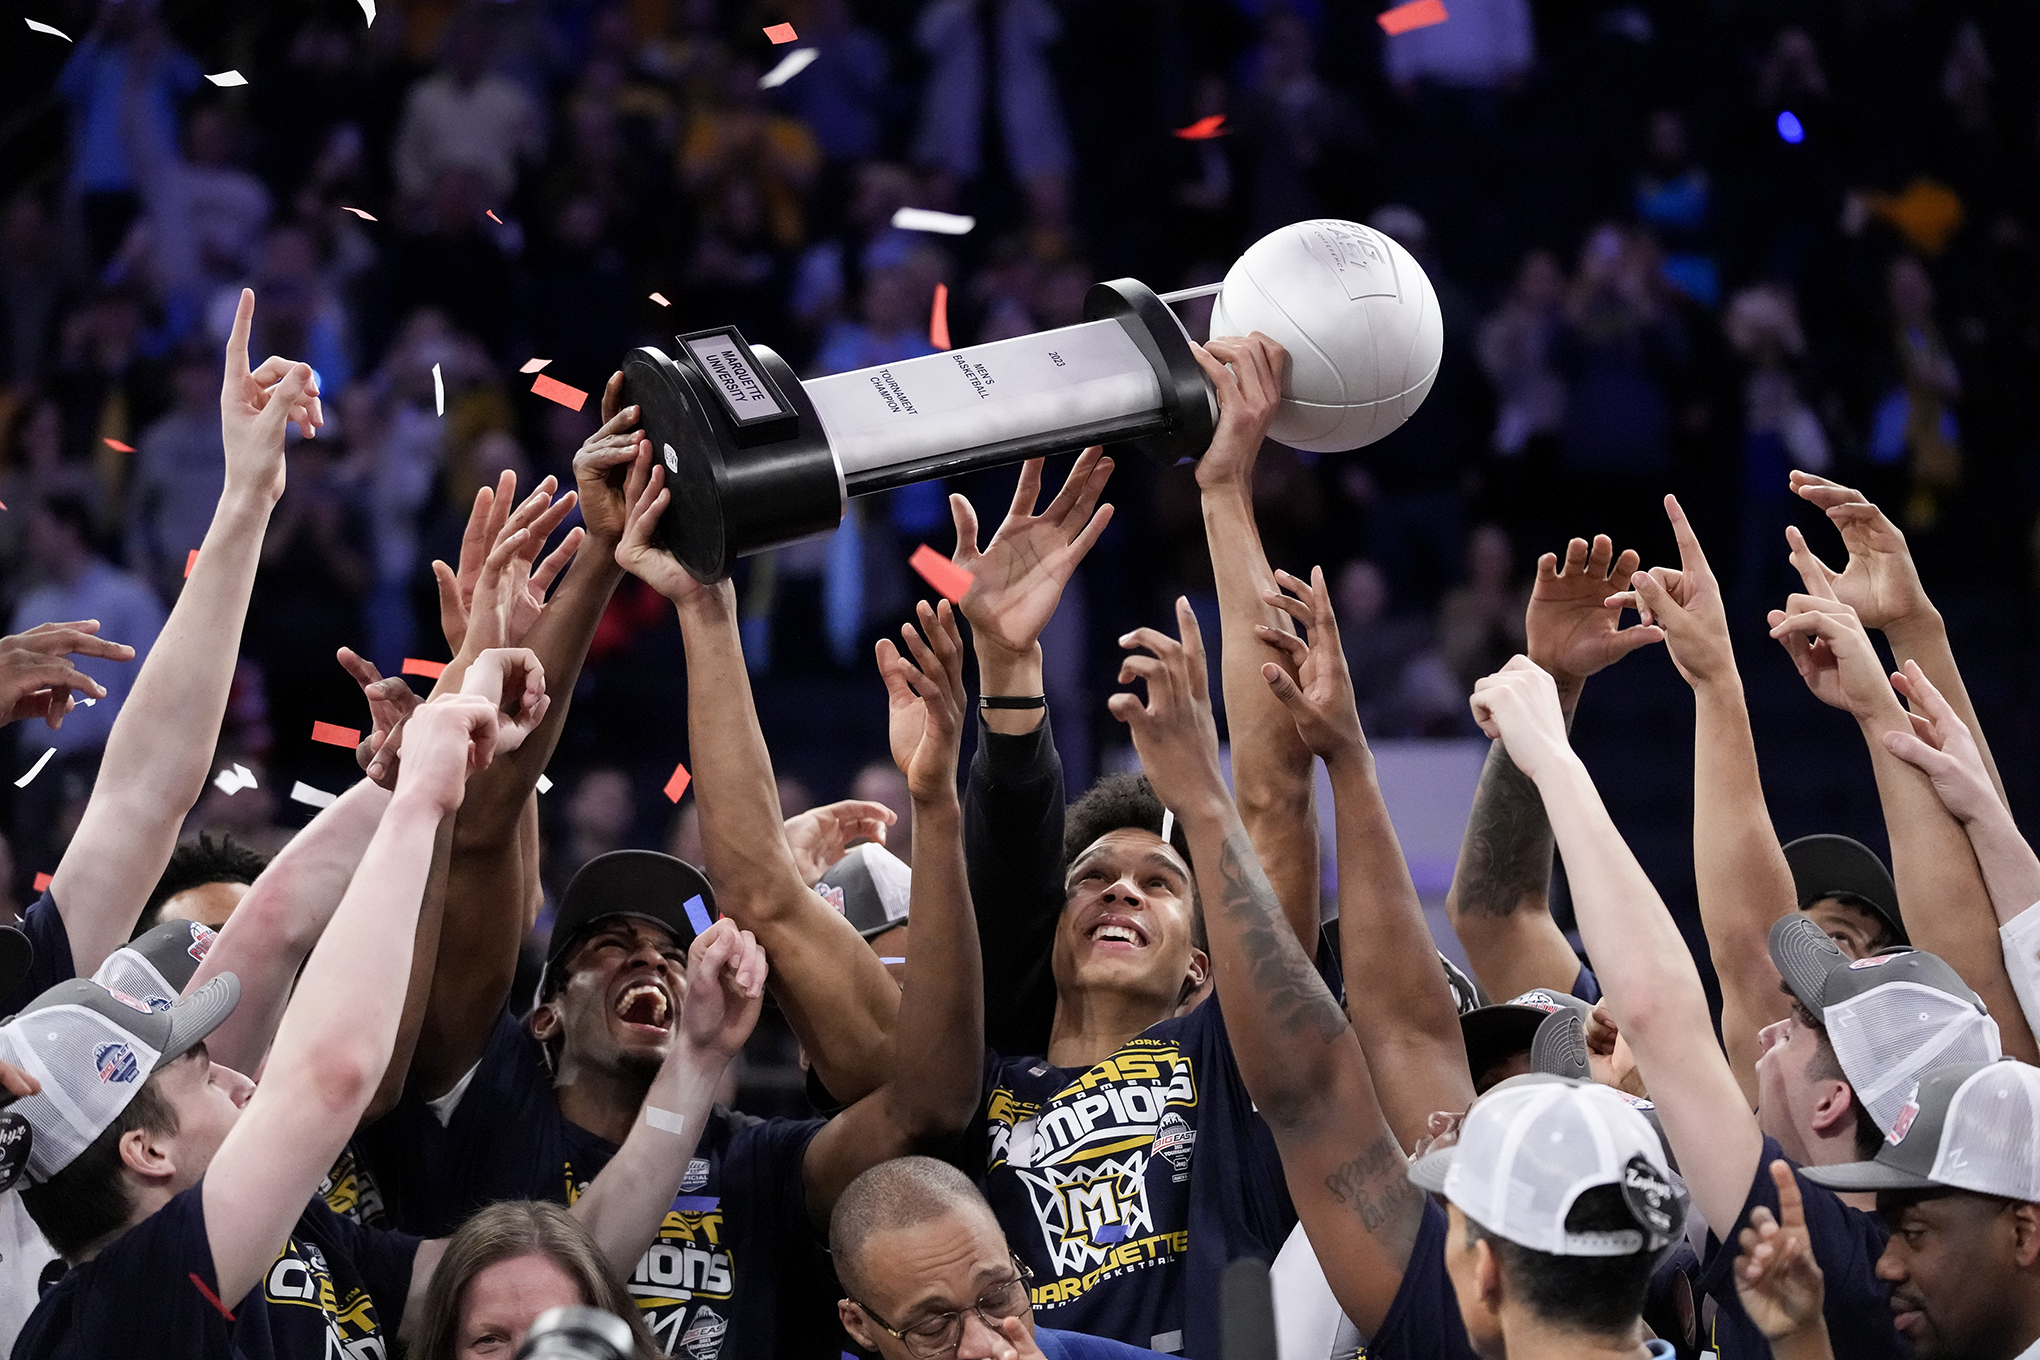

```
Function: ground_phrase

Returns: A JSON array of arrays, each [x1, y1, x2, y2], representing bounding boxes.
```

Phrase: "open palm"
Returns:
[[952, 450, 1113, 657]]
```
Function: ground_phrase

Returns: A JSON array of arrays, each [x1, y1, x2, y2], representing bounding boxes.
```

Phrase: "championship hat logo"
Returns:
[[94, 1041, 140, 1083]]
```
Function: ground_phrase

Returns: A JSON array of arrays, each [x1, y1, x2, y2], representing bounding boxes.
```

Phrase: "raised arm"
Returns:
[[799, 598, 986, 1224], [1466, 657, 1761, 1236], [1613, 496, 1797, 1101], [202, 693, 506, 1306], [1789, 471, 2005, 806], [1443, 536, 1663, 1000], [1770, 537, 2038, 1062], [51, 290, 318, 977], [185, 778, 393, 1074], [1256, 566, 1473, 1148], [1113, 598, 1425, 1338], [951, 450, 1112, 1056], [615, 456, 899, 1102], [1190, 334, 1319, 952], [405, 394, 634, 1099]]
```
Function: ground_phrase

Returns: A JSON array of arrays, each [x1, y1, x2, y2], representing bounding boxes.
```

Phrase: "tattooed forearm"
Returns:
[[1449, 739, 1555, 920], [1324, 1129, 1424, 1266], [1217, 830, 1349, 1044]]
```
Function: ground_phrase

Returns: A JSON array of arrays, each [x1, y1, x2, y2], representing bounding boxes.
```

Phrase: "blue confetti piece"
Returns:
[[671, 1195, 720, 1213], [683, 895, 713, 936], [880, 957, 906, 964], [1094, 1224, 1127, 1244], [1776, 110, 1805, 144]]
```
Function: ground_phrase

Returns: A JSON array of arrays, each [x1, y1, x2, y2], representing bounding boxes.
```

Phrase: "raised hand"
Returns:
[[784, 799, 898, 887], [1190, 333, 1287, 490], [459, 647, 549, 756], [679, 917, 768, 1064], [1789, 471, 1931, 632], [574, 373, 653, 545], [1253, 565, 1366, 763], [1766, 528, 1901, 722], [1735, 1161, 1829, 1349], [432, 473, 583, 654], [337, 646, 423, 789], [949, 449, 1113, 659], [614, 450, 710, 605], [396, 693, 504, 813], [1601, 497, 1727, 687], [1108, 598, 1228, 816], [876, 600, 968, 804], [0, 621, 133, 728], [1884, 660, 1999, 825], [1528, 534, 1664, 695], [1467, 656, 1576, 782], [220, 288, 320, 501]]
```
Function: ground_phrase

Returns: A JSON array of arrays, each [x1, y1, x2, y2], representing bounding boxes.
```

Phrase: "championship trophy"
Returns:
[[620, 219, 1444, 581]]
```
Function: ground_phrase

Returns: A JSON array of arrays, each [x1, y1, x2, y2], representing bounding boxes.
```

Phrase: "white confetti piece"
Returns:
[[205, 70, 249, 87], [78, 697, 95, 707], [214, 763, 259, 796], [891, 207, 976, 236], [519, 358, 551, 374], [341, 206, 377, 221], [1160, 807, 1174, 842], [758, 47, 819, 89], [537, 773, 553, 793], [356, 0, 374, 24], [23, 17, 72, 39], [879, 957, 905, 965], [432, 362, 444, 416], [14, 749, 55, 788], [649, 292, 671, 307], [290, 780, 338, 809]]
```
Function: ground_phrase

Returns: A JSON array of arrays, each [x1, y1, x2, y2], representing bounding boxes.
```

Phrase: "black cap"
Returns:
[[1461, 989, 1593, 1088], [1782, 834, 1906, 945], [539, 851, 715, 999]]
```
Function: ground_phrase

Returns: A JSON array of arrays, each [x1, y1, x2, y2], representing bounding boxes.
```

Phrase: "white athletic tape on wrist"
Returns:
[[645, 1106, 688, 1136]]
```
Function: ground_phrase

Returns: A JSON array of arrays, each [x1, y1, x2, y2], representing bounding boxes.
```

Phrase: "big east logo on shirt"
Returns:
[[568, 1161, 736, 1358], [264, 1236, 390, 1358]]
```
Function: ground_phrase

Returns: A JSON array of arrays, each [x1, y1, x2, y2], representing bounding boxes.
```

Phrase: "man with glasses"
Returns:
[[833, 1157, 1180, 1360]]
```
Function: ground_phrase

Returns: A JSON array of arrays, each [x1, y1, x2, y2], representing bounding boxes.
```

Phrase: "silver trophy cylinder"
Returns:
[[621, 278, 1215, 582]]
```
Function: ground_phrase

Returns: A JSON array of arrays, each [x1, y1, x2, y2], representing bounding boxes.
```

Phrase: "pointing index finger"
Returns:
[[223, 288, 254, 389], [1664, 494, 1711, 577]]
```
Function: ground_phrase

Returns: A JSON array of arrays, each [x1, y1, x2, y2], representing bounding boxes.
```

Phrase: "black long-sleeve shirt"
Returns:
[[964, 708, 1067, 1058]]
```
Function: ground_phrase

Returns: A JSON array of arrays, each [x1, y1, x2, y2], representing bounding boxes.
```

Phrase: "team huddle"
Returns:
[[0, 291, 2037, 1360]]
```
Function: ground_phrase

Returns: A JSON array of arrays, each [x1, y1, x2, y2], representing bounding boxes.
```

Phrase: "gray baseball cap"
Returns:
[[1801, 1059, 2040, 1199]]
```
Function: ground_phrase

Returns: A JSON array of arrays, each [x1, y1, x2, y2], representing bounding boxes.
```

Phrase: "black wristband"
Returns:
[[979, 694, 1047, 710]]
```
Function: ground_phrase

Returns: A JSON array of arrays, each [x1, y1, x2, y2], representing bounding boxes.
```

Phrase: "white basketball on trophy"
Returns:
[[1207, 218, 1444, 453]]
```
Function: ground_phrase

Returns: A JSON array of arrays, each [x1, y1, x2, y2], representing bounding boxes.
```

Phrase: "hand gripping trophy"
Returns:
[[620, 218, 1444, 581]]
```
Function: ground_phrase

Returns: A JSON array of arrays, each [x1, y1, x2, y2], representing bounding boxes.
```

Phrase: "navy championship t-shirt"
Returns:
[[1693, 1135, 1903, 1359], [974, 995, 1296, 1358], [13, 1180, 420, 1359], [358, 1009, 842, 1359], [1356, 1198, 1477, 1360]]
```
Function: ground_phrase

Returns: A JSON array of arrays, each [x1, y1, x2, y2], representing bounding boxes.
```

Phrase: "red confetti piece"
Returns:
[[929, 282, 951, 351], [189, 1272, 235, 1321], [341, 206, 377, 221], [519, 358, 551, 374], [1377, 0, 1447, 34], [103, 438, 135, 453], [1173, 114, 1227, 140], [184, 549, 199, 578], [311, 720, 361, 748], [763, 21, 797, 42], [401, 657, 448, 679], [649, 292, 671, 307], [486, 209, 504, 224], [908, 544, 974, 602], [663, 762, 692, 803], [32, 872, 51, 893], [531, 374, 588, 411]]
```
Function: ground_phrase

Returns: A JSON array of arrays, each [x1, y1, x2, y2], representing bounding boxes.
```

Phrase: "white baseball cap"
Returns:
[[1769, 915, 2002, 1137], [1408, 1075, 1683, 1257], [1802, 1059, 2040, 1199], [0, 974, 238, 1184]]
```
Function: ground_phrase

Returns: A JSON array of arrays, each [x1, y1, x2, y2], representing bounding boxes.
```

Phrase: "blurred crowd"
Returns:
[[0, 0, 2036, 909]]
